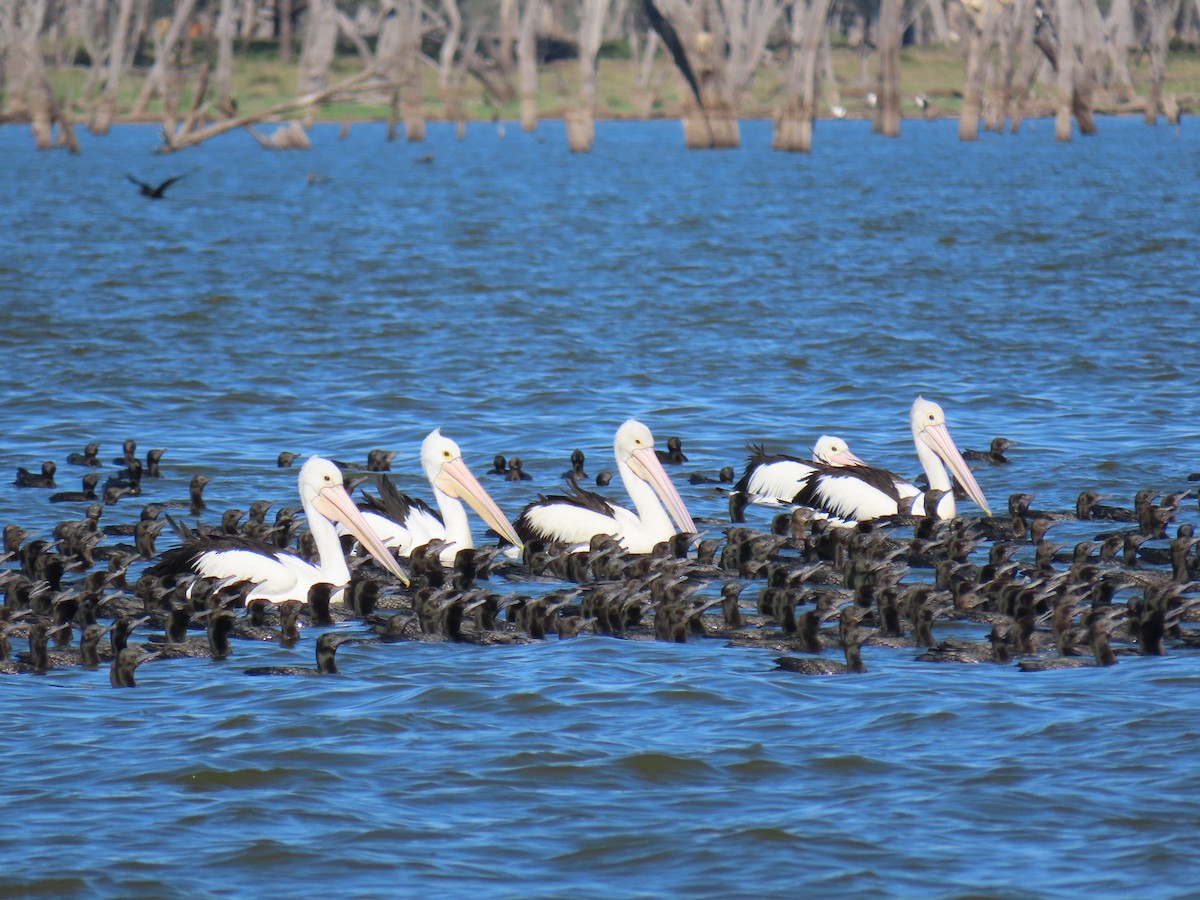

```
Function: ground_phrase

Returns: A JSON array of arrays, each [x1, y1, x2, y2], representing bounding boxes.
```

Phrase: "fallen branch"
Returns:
[[155, 68, 383, 153]]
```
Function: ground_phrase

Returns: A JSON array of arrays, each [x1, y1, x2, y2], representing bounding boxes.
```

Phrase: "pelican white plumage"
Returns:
[[514, 419, 696, 553], [148, 456, 409, 603], [733, 435, 865, 510], [736, 398, 991, 525], [349, 429, 522, 563]]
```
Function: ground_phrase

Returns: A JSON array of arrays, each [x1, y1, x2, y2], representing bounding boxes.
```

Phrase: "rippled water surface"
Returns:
[[2, 117, 1200, 897]]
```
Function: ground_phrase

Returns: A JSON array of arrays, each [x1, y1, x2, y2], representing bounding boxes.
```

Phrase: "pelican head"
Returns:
[[812, 435, 867, 467], [614, 420, 696, 534], [299, 456, 410, 584], [421, 430, 523, 549], [909, 398, 992, 517]]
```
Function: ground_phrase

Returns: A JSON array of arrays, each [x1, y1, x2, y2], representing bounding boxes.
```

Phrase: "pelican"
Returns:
[[148, 456, 408, 603], [736, 398, 991, 525], [734, 435, 865, 509], [514, 419, 696, 553], [348, 429, 523, 563], [811, 435, 867, 467]]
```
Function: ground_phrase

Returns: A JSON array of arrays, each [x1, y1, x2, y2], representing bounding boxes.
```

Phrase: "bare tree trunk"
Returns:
[[7, 0, 52, 144], [631, 28, 662, 117], [568, 0, 612, 151], [994, 0, 1033, 132], [1052, 0, 1079, 139], [517, 0, 542, 131], [279, 0, 293, 63], [297, 0, 337, 128], [399, 0, 425, 140], [93, 0, 134, 133], [1144, 0, 1183, 123], [130, 0, 199, 118], [439, 0, 465, 131], [1074, 0, 1098, 134], [495, 0, 518, 97], [924, 0, 951, 42], [958, 15, 986, 140], [773, 0, 834, 152], [874, 0, 901, 136], [214, 0, 237, 111], [378, 0, 404, 140]]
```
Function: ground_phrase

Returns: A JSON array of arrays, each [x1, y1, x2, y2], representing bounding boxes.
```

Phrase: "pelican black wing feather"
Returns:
[[642, 0, 704, 109], [361, 475, 443, 526]]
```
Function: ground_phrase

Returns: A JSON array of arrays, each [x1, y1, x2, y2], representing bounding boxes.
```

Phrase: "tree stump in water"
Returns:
[[565, 109, 595, 153], [682, 103, 739, 149], [1164, 94, 1180, 125], [772, 106, 813, 153], [520, 96, 538, 132]]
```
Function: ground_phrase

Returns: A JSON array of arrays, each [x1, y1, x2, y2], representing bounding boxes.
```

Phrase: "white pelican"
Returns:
[[148, 456, 409, 603], [811, 435, 867, 467], [733, 435, 865, 510], [514, 419, 696, 553], [349, 429, 523, 563], [736, 398, 991, 525]]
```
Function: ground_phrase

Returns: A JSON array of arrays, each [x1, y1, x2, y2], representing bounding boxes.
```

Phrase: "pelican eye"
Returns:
[[442, 449, 452, 459]]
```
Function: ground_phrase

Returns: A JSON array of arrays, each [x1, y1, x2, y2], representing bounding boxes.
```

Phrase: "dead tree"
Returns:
[[773, 0, 835, 152], [958, 0, 1009, 140], [1143, 0, 1184, 123], [874, 0, 902, 136], [1035, 0, 1098, 139], [647, 0, 780, 148], [517, 0, 542, 131], [378, 0, 427, 141], [279, 0, 293, 63], [985, 0, 1035, 131], [297, 0, 338, 127], [5, 0, 64, 148], [438, 0, 465, 133], [629, 25, 666, 116], [130, 0, 200, 120], [568, 0, 616, 151], [92, 0, 136, 134], [214, 0, 238, 113]]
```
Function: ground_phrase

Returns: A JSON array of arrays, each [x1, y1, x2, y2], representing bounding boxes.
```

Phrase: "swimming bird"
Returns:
[[145, 448, 166, 477], [728, 436, 863, 518], [564, 448, 587, 481], [148, 456, 409, 604], [506, 456, 532, 481], [775, 607, 866, 675], [67, 442, 102, 467], [127, 173, 185, 198], [514, 420, 697, 554], [112, 439, 137, 466], [736, 398, 991, 525], [14, 461, 56, 488], [351, 430, 522, 564], [109, 644, 161, 687], [810, 435, 867, 467], [277, 451, 298, 467], [243, 632, 354, 676], [50, 472, 101, 503], [962, 437, 1014, 464], [655, 436, 689, 464], [159, 474, 210, 514]]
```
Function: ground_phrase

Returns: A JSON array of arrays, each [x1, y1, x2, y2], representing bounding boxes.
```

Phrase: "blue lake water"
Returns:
[[2, 116, 1200, 897]]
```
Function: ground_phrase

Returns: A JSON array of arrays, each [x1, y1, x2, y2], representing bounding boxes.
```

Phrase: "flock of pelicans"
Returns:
[[4, 397, 1199, 687]]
